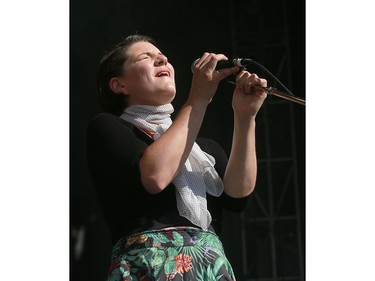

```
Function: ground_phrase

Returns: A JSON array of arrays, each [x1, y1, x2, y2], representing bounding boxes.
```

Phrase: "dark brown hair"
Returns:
[[96, 34, 156, 115]]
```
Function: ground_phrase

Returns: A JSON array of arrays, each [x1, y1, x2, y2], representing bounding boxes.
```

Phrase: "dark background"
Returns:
[[70, 0, 305, 280]]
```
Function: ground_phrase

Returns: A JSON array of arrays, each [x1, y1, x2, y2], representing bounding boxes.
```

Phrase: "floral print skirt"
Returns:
[[107, 227, 236, 281]]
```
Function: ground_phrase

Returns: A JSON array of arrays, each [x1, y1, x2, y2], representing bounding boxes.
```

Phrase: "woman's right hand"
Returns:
[[189, 52, 239, 106]]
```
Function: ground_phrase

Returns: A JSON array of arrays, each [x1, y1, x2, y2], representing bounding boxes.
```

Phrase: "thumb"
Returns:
[[217, 66, 240, 79]]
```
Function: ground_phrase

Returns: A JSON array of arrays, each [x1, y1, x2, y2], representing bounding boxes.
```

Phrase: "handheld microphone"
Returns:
[[191, 58, 253, 71]]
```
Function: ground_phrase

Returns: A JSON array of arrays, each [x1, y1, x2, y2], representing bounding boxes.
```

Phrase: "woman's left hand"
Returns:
[[232, 70, 268, 119]]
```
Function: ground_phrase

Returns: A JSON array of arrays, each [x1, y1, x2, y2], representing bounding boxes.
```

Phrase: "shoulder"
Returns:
[[89, 112, 131, 129], [87, 112, 137, 149], [88, 112, 133, 135]]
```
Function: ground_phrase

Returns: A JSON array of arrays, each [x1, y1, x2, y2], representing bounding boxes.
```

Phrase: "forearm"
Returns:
[[140, 100, 208, 193], [140, 53, 240, 194], [223, 117, 257, 198]]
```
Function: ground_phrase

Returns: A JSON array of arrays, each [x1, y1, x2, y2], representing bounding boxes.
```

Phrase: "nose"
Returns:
[[155, 54, 168, 66]]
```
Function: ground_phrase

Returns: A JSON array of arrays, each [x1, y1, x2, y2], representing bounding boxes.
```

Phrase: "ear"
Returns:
[[109, 77, 129, 95]]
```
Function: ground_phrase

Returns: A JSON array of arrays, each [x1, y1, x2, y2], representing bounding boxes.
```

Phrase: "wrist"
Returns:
[[234, 114, 256, 127], [234, 117, 256, 132], [185, 94, 211, 110]]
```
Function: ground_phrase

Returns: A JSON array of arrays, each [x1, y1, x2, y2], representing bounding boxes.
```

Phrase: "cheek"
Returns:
[[125, 65, 152, 85], [168, 64, 175, 77]]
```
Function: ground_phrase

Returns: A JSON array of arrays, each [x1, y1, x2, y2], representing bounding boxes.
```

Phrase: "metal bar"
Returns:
[[254, 86, 305, 106], [226, 82, 305, 106]]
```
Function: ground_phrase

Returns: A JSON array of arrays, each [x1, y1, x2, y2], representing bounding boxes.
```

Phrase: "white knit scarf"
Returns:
[[120, 103, 224, 230]]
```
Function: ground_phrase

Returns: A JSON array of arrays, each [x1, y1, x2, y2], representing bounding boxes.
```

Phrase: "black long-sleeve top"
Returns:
[[87, 112, 249, 243]]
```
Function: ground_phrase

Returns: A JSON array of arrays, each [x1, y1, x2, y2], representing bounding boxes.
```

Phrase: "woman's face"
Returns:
[[120, 41, 176, 106]]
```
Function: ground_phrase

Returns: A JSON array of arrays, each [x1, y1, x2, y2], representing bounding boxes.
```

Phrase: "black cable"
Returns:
[[245, 59, 296, 97]]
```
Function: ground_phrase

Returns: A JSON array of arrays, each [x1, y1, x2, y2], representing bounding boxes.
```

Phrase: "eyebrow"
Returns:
[[136, 51, 164, 59]]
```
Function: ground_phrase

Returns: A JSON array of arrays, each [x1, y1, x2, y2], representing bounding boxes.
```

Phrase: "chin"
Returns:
[[162, 87, 176, 100]]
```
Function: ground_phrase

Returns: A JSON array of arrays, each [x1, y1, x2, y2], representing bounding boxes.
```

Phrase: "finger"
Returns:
[[259, 78, 267, 87], [235, 71, 251, 91], [249, 77, 267, 95], [243, 73, 267, 94], [194, 53, 230, 72], [204, 53, 230, 73], [215, 66, 240, 79], [245, 74, 260, 93], [192, 52, 211, 70]]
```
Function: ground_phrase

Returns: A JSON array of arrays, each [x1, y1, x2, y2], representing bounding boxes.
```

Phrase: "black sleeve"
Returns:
[[87, 112, 149, 195]]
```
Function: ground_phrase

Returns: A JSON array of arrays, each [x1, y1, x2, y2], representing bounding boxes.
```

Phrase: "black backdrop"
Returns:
[[70, 1, 305, 280]]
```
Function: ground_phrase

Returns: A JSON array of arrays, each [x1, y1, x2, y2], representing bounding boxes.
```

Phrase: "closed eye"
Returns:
[[137, 55, 150, 61], [136, 51, 164, 61]]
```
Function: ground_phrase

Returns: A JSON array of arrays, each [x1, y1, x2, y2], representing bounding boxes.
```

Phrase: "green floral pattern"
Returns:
[[107, 228, 236, 281]]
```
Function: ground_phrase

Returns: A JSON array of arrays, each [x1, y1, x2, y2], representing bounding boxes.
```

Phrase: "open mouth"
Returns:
[[156, 71, 170, 77]]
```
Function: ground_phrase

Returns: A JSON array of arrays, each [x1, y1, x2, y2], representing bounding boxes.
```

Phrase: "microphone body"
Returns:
[[216, 58, 253, 69], [192, 58, 253, 71]]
